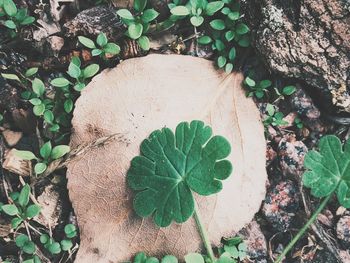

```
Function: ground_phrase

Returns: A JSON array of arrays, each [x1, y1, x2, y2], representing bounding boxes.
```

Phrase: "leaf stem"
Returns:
[[274, 194, 332, 263], [193, 202, 216, 262]]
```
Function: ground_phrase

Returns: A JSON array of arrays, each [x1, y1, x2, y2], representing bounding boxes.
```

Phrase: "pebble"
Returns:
[[262, 180, 300, 231], [336, 215, 350, 244], [278, 134, 308, 176]]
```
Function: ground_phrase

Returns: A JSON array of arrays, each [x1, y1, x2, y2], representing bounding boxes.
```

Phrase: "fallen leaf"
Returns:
[[67, 54, 267, 262]]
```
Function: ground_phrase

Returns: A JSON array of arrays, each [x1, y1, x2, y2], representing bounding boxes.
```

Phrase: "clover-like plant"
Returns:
[[78, 33, 120, 59], [244, 76, 272, 99], [0, 0, 35, 37], [127, 120, 233, 262], [275, 135, 350, 262], [116, 0, 159, 51], [263, 103, 288, 129]]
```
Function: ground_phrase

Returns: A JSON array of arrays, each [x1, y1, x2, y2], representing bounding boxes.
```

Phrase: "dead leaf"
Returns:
[[67, 54, 267, 262], [3, 149, 31, 177]]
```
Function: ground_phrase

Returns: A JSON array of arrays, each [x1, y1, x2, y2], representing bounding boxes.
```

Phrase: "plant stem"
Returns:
[[193, 202, 216, 262], [274, 194, 332, 263]]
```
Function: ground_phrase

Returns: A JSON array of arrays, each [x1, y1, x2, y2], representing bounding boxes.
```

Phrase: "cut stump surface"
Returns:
[[67, 54, 267, 262]]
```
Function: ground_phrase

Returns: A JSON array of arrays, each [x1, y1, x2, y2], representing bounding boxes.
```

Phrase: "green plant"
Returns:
[[0, 112, 3, 123], [127, 120, 232, 262], [78, 33, 121, 59], [244, 76, 272, 99], [294, 117, 303, 129], [263, 104, 288, 128], [0, 0, 35, 37], [14, 142, 70, 175], [116, 0, 159, 51], [219, 236, 247, 262], [169, 0, 224, 27], [275, 135, 350, 262]]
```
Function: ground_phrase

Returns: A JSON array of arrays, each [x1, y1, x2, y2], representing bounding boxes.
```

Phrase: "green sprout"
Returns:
[[263, 103, 288, 128], [78, 33, 121, 59], [244, 76, 272, 99], [116, 0, 159, 51]]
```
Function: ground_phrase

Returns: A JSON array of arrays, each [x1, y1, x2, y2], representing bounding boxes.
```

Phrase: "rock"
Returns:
[[247, 0, 350, 113], [239, 221, 268, 262], [279, 112, 297, 129], [64, 6, 124, 41], [46, 36, 65, 57], [336, 215, 350, 245], [317, 209, 334, 228], [266, 144, 277, 166], [3, 149, 32, 177], [262, 180, 300, 231], [278, 134, 308, 176], [289, 87, 325, 132], [67, 54, 268, 262], [1, 129, 23, 147]]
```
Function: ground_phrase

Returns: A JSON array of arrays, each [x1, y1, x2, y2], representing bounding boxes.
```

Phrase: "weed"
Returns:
[[78, 33, 120, 59]]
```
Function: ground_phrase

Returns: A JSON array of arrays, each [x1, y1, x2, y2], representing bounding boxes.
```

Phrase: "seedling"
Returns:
[[116, 0, 159, 51], [0, 0, 35, 37], [78, 33, 120, 59], [244, 76, 272, 99], [169, 0, 224, 27], [40, 225, 76, 255], [14, 142, 70, 175], [263, 104, 288, 128], [127, 120, 233, 262], [275, 135, 350, 262], [294, 117, 303, 129]]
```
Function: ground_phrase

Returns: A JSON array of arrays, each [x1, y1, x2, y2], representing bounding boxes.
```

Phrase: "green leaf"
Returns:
[[40, 234, 49, 244], [266, 103, 275, 116], [11, 217, 23, 228], [29, 98, 42, 105], [33, 103, 45, 116], [103, 43, 120, 55], [50, 78, 70, 87], [198, 35, 212, 44], [23, 241, 36, 254], [2, 204, 19, 216], [68, 62, 81, 79], [61, 239, 73, 251], [83, 64, 100, 78], [96, 32, 108, 47], [34, 163, 47, 174], [47, 242, 61, 254], [20, 16, 35, 25], [4, 20, 16, 29], [282, 85, 296, 95], [3, 0, 17, 17], [40, 141, 52, 159], [217, 56, 226, 68], [32, 78, 45, 96], [127, 120, 232, 227], [1, 73, 20, 81], [116, 9, 134, 20], [221, 7, 230, 15], [184, 253, 205, 263], [73, 83, 86, 92], [190, 16, 204, 27], [215, 39, 225, 51], [244, 76, 255, 87], [44, 110, 55, 124], [134, 0, 147, 12], [228, 47, 236, 61], [64, 224, 77, 238], [161, 255, 178, 263], [146, 258, 159, 263], [78, 36, 96, 49], [225, 30, 234, 42], [228, 11, 239, 20], [64, 99, 74, 113], [259, 80, 272, 89], [51, 145, 70, 160], [235, 23, 249, 34], [25, 204, 41, 218], [25, 67, 38, 77], [205, 1, 224, 16], [238, 35, 250, 47], [210, 19, 225, 30], [18, 184, 30, 207], [15, 234, 29, 248], [71, 56, 81, 67], [128, 23, 143, 40], [134, 252, 147, 263], [137, 36, 150, 51], [303, 135, 350, 207], [170, 6, 190, 16], [141, 9, 159, 23], [14, 150, 38, 160], [92, 49, 103, 56], [225, 63, 233, 73]]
